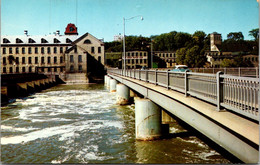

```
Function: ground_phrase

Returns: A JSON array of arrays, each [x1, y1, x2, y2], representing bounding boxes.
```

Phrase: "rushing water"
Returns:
[[1, 84, 231, 164]]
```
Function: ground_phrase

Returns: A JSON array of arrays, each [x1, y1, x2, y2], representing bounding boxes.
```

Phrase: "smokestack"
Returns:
[[56, 30, 60, 35]]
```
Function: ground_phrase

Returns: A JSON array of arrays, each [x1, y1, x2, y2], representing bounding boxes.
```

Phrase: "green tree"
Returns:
[[185, 45, 206, 67], [227, 32, 244, 41], [249, 28, 259, 41], [176, 48, 187, 65], [220, 58, 235, 67]]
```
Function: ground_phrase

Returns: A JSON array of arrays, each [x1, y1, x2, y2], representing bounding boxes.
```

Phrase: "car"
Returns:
[[141, 66, 148, 70], [171, 65, 191, 72]]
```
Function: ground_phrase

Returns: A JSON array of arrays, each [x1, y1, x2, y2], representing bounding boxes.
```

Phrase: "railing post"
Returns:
[[256, 67, 258, 78], [139, 70, 141, 80], [155, 69, 157, 85], [216, 71, 224, 111], [134, 69, 136, 79], [166, 70, 169, 89], [185, 70, 189, 97], [238, 67, 241, 77], [146, 70, 148, 82]]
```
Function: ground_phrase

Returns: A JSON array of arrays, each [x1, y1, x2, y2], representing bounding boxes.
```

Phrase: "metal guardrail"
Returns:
[[108, 69, 259, 121]]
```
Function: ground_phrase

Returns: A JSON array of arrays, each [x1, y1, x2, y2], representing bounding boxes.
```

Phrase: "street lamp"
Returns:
[[123, 15, 143, 75]]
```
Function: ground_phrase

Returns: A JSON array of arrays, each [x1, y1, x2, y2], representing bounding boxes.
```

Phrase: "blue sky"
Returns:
[[1, 0, 259, 41]]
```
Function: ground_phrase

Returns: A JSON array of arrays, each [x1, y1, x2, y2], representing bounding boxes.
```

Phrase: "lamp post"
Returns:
[[123, 15, 143, 75], [151, 39, 153, 69]]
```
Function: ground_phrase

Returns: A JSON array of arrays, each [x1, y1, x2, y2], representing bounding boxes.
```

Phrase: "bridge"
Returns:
[[106, 68, 259, 163]]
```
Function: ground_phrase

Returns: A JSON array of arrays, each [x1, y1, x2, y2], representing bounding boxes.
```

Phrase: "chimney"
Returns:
[[56, 30, 60, 35], [24, 30, 28, 35]]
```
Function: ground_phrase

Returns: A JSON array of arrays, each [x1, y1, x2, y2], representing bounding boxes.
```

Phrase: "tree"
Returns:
[[227, 32, 244, 41], [176, 48, 187, 65], [249, 28, 259, 41], [220, 58, 235, 67], [184, 45, 206, 67]]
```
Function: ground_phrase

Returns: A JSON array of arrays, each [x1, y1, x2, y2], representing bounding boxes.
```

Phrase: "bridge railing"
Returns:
[[108, 68, 259, 121]]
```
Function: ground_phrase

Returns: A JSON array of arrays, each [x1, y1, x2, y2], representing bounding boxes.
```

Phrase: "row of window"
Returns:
[[2, 67, 64, 73], [127, 52, 147, 57], [2, 46, 102, 54], [156, 53, 176, 58], [2, 47, 68, 54], [126, 59, 147, 64], [214, 57, 258, 62], [69, 65, 83, 72], [69, 55, 83, 63], [2, 56, 63, 65], [3, 38, 72, 44]]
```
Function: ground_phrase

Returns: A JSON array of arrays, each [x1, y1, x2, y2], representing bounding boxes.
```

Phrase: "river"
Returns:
[[1, 84, 231, 164]]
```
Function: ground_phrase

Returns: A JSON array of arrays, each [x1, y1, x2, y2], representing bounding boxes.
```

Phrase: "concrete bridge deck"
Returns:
[[108, 72, 259, 163]]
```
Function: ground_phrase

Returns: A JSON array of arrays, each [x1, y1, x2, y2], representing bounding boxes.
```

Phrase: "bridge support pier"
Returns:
[[116, 84, 130, 105], [135, 98, 162, 140], [162, 110, 174, 124], [104, 75, 109, 85], [110, 79, 117, 92], [106, 76, 111, 88]]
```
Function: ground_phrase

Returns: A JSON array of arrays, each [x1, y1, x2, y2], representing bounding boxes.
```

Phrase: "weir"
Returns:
[[105, 69, 259, 163]]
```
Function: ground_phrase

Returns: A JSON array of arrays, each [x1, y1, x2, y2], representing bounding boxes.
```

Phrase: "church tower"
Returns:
[[210, 32, 222, 51]]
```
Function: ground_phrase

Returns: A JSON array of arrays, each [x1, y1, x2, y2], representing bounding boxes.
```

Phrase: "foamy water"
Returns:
[[1, 84, 230, 164]]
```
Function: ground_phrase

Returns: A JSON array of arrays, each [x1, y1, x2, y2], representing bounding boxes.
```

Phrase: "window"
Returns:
[[132, 53, 134, 56], [140, 59, 143, 63], [136, 59, 138, 63], [60, 57, 63, 63], [140, 52, 142, 56], [98, 56, 101, 63], [54, 57, 57, 64], [28, 38, 35, 43], [144, 53, 146, 56], [54, 47, 57, 53], [70, 55, 74, 62], [136, 52, 138, 56], [60, 47, 63, 53], [35, 57, 38, 64], [48, 57, 51, 64], [3, 67, 6, 73], [3, 48, 6, 54], [3, 57, 6, 64], [41, 57, 44, 64], [144, 59, 147, 63], [16, 47, 19, 54], [16, 38, 23, 43], [91, 47, 95, 53], [35, 47, 38, 54], [66, 38, 72, 43], [74, 47, 77, 53], [29, 67, 32, 73], [22, 57, 25, 64], [47, 47, 51, 54], [70, 65, 74, 72], [9, 48, 13, 54], [78, 65, 82, 71], [98, 47, 101, 53], [54, 68, 57, 72], [28, 47, 32, 54], [48, 68, 51, 72], [16, 67, 19, 73], [41, 47, 44, 54], [54, 38, 60, 43], [22, 67, 26, 73], [60, 68, 63, 72], [84, 39, 91, 44], [15, 57, 19, 64], [9, 67, 13, 73], [3, 38, 10, 43], [22, 47, 25, 54], [41, 38, 48, 43], [78, 55, 82, 62], [28, 57, 32, 64]]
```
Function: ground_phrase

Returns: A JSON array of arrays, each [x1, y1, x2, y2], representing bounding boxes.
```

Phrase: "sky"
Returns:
[[1, 0, 259, 42]]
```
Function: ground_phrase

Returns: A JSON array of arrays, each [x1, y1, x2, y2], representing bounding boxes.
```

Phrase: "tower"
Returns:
[[65, 23, 78, 35], [210, 32, 222, 51]]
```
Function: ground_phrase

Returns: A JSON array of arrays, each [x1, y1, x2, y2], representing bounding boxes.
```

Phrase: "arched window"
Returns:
[[54, 38, 60, 43], [66, 38, 72, 43], [41, 38, 48, 43], [84, 39, 91, 44], [3, 38, 10, 43], [28, 38, 35, 43], [78, 65, 82, 71], [16, 38, 23, 43]]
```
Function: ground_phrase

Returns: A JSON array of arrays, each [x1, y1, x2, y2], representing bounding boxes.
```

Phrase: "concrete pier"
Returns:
[[162, 110, 174, 124], [110, 79, 117, 92], [106, 76, 111, 88], [116, 84, 130, 105], [135, 98, 162, 140]]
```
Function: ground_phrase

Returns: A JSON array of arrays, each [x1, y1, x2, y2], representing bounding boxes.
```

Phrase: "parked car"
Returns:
[[141, 66, 148, 70], [171, 65, 191, 72]]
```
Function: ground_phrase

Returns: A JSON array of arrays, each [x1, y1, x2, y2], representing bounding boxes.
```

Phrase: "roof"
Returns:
[[1, 34, 79, 45]]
